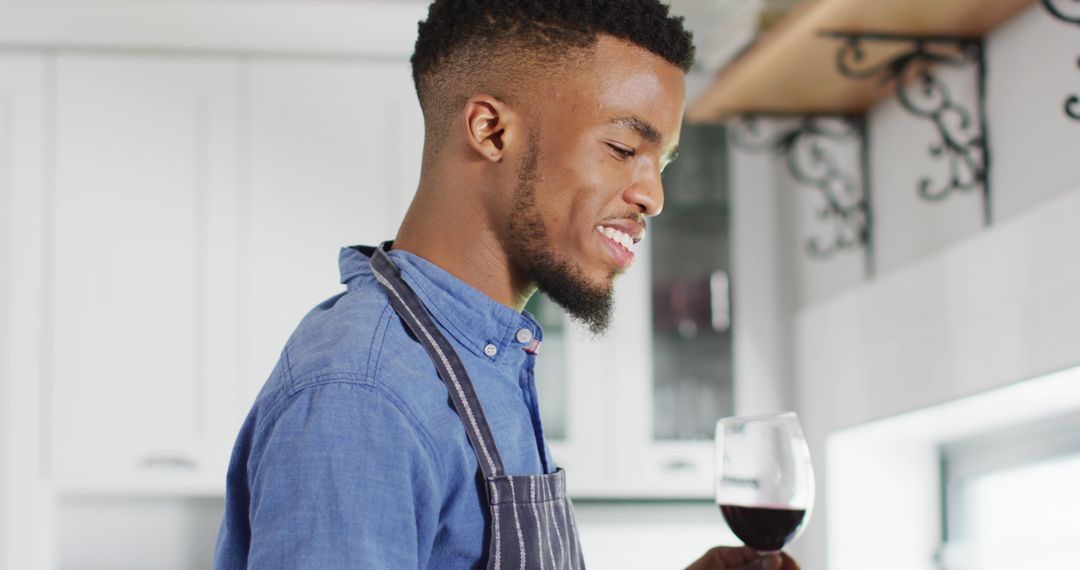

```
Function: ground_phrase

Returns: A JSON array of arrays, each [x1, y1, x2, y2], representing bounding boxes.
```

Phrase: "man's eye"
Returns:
[[608, 143, 636, 159]]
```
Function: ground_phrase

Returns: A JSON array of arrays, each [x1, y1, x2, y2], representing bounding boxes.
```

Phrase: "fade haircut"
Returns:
[[410, 0, 695, 153]]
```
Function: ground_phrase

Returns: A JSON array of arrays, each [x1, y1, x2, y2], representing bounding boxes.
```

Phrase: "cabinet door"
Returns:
[[50, 54, 238, 491], [239, 59, 422, 407], [1, 51, 52, 570]]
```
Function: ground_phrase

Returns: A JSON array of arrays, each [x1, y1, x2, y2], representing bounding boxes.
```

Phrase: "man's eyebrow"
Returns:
[[611, 116, 662, 146], [610, 116, 680, 164]]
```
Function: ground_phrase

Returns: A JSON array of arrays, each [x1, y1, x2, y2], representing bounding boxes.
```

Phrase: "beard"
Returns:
[[506, 132, 614, 335]]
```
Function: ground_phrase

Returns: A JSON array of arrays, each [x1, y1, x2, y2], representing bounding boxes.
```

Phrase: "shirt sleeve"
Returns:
[[245, 380, 443, 569]]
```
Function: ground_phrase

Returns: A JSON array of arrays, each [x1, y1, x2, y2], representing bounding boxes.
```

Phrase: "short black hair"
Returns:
[[411, 0, 695, 121]]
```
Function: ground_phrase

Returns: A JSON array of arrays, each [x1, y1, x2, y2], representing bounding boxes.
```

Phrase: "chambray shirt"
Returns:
[[214, 246, 554, 569]]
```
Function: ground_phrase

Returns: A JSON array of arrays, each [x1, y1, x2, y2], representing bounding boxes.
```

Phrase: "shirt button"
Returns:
[[515, 328, 533, 344], [483, 343, 498, 357]]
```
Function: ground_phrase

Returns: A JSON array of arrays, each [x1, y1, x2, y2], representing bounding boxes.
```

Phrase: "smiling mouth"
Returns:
[[595, 225, 636, 252], [594, 224, 643, 271]]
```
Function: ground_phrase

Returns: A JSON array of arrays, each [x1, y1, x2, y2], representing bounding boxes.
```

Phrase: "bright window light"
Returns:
[[950, 453, 1080, 569], [827, 365, 1080, 570]]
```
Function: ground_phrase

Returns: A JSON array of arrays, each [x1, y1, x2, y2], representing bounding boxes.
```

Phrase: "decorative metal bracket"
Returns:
[[728, 114, 874, 277], [1041, 0, 1080, 121], [823, 32, 992, 226]]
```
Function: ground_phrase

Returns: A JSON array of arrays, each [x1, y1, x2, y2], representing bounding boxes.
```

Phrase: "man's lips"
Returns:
[[594, 219, 645, 270]]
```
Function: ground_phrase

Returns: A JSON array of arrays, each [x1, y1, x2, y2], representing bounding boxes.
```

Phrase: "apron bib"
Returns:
[[370, 244, 586, 570]]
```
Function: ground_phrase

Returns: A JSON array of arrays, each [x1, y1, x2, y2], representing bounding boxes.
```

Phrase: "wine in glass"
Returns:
[[715, 412, 814, 554]]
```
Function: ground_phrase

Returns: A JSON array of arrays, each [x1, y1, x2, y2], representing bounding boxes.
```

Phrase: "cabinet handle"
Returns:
[[710, 271, 731, 332], [662, 459, 698, 473], [139, 454, 197, 471]]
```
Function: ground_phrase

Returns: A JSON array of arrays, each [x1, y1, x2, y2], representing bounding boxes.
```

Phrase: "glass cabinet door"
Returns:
[[651, 123, 733, 441]]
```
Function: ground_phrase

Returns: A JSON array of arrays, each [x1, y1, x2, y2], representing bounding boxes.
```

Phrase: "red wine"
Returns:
[[719, 504, 806, 552]]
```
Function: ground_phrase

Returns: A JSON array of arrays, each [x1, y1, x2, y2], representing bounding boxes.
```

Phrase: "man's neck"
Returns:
[[393, 175, 531, 312]]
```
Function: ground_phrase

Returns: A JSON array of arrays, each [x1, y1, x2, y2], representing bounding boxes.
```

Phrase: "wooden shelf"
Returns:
[[687, 0, 1035, 123]]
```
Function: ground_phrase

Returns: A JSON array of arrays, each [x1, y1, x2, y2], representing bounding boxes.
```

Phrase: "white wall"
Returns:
[[988, 7, 1080, 220], [726, 5, 1080, 568], [826, 363, 1080, 570], [796, 185, 1080, 567], [730, 139, 798, 415]]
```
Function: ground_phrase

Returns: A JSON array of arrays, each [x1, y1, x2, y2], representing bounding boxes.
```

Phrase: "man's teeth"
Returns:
[[596, 225, 634, 251]]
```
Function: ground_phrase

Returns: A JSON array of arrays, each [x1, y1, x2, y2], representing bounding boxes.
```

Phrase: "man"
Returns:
[[215, 1, 798, 569]]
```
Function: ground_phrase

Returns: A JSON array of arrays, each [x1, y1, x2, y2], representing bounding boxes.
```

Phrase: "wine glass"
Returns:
[[715, 412, 814, 554]]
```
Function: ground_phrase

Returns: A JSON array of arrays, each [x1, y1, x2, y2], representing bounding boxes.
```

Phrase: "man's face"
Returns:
[[506, 36, 686, 334]]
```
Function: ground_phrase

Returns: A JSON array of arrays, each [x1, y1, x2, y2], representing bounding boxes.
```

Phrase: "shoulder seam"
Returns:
[[366, 302, 394, 382], [281, 344, 295, 393]]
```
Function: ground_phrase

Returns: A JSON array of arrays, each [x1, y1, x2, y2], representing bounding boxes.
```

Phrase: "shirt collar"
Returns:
[[339, 245, 543, 365]]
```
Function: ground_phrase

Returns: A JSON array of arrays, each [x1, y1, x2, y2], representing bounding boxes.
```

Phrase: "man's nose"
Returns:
[[624, 165, 665, 217]]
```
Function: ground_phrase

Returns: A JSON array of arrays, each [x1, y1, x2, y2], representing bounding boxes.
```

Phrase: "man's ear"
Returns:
[[462, 94, 519, 163]]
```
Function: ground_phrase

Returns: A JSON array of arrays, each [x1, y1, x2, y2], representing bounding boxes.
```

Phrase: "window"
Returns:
[[939, 413, 1080, 569]]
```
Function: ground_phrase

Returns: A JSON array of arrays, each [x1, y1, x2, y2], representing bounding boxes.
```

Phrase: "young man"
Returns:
[[214, 2, 798, 569]]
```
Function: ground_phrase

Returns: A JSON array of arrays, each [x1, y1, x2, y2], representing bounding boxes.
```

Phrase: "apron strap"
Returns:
[[369, 244, 507, 479]]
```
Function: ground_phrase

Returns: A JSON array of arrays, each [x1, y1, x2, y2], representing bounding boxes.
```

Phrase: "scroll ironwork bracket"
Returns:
[[823, 32, 992, 226], [1041, 0, 1080, 121], [728, 114, 874, 277]]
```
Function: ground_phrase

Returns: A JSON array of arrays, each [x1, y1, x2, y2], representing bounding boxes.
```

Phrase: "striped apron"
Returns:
[[370, 244, 586, 570]]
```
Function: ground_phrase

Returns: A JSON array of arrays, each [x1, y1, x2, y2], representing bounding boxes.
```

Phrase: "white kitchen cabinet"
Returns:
[[237, 58, 422, 409], [49, 53, 240, 492], [44, 52, 424, 494]]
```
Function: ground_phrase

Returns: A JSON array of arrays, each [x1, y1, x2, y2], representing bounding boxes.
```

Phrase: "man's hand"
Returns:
[[685, 546, 801, 570]]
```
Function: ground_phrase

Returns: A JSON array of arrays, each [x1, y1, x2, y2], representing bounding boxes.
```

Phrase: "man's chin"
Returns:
[[520, 251, 617, 335], [541, 279, 614, 336]]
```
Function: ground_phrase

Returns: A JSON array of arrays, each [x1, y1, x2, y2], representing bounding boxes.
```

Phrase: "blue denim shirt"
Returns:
[[214, 246, 553, 569]]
